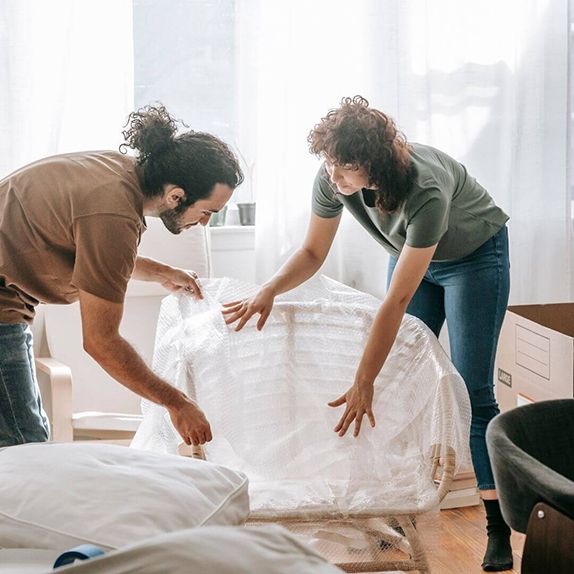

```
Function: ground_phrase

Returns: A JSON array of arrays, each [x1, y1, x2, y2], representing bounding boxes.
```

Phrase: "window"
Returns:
[[134, 0, 237, 143]]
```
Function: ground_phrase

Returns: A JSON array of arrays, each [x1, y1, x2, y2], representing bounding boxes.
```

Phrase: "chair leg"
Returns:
[[522, 502, 574, 574], [396, 515, 431, 574], [178, 442, 206, 459]]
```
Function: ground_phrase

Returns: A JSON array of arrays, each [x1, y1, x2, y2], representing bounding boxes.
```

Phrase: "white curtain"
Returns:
[[242, 0, 572, 304], [0, 0, 134, 177], [0, 0, 134, 352]]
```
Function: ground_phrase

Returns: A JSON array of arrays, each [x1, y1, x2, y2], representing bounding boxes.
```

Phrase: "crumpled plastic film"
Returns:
[[132, 277, 472, 517]]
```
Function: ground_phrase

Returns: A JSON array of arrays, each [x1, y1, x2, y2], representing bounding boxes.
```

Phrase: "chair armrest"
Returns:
[[431, 444, 456, 503], [35, 357, 74, 442]]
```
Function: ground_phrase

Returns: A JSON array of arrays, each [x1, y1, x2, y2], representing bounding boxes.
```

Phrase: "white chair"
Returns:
[[36, 220, 212, 443]]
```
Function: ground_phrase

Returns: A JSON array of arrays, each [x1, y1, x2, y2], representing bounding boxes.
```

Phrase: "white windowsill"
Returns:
[[210, 225, 255, 234]]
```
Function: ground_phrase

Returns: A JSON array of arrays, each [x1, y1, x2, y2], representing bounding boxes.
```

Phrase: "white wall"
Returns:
[[210, 226, 256, 284]]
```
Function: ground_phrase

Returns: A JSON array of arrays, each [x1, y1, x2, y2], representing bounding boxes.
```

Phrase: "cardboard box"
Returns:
[[495, 304, 574, 411]]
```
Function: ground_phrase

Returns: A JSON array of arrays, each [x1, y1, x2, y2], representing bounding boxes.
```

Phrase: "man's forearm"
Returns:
[[86, 335, 187, 410], [132, 256, 170, 282], [264, 248, 323, 296]]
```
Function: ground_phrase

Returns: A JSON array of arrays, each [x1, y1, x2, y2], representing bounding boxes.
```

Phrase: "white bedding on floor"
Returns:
[[0, 550, 59, 574], [0, 526, 342, 574], [0, 442, 249, 550]]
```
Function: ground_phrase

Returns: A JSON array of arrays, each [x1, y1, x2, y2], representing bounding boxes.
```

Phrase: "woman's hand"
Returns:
[[222, 285, 276, 331], [328, 379, 376, 438], [159, 266, 203, 299]]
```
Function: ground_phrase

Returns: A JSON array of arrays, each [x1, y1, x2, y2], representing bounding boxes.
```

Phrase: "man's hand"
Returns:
[[167, 397, 213, 446], [133, 257, 203, 299], [159, 266, 203, 299], [328, 380, 376, 438]]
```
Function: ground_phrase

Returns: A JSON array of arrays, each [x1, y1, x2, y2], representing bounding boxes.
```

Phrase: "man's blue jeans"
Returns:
[[388, 226, 510, 490], [0, 323, 50, 446]]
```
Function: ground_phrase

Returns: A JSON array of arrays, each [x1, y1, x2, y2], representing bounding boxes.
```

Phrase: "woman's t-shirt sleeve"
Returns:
[[311, 165, 343, 218]]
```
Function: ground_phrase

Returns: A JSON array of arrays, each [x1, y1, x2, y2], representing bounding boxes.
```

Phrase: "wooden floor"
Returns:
[[255, 503, 525, 573], [413, 505, 525, 574]]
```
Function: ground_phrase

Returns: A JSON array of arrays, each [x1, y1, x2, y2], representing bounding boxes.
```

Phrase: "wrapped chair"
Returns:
[[132, 277, 472, 573]]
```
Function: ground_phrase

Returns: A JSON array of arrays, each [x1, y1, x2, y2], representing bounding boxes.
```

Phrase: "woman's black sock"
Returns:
[[482, 499, 513, 572]]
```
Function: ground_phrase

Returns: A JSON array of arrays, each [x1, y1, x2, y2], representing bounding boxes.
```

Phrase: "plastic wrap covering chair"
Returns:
[[132, 277, 472, 573], [36, 222, 211, 443], [486, 399, 574, 574]]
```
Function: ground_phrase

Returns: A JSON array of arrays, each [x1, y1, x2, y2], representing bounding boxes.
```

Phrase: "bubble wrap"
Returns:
[[132, 277, 471, 517]]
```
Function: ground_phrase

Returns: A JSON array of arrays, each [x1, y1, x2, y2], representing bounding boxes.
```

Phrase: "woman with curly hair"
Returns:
[[225, 96, 512, 571], [0, 104, 243, 450]]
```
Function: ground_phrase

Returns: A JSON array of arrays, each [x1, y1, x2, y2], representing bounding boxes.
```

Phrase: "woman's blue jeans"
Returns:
[[0, 323, 50, 446], [388, 226, 510, 491]]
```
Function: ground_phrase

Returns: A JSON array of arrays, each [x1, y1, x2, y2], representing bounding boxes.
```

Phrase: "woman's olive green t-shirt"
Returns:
[[312, 143, 509, 261]]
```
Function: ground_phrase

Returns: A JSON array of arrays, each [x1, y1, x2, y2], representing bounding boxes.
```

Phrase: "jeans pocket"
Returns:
[[0, 323, 48, 445], [0, 323, 30, 362]]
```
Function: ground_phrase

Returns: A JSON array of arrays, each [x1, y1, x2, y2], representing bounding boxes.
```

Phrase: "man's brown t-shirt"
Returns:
[[0, 151, 146, 324]]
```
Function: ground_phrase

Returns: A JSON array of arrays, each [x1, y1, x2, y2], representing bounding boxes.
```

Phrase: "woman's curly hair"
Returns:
[[308, 96, 413, 213], [121, 104, 243, 206]]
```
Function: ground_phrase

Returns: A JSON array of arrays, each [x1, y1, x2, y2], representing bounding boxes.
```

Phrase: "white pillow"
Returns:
[[50, 526, 342, 574], [0, 443, 249, 551], [0, 549, 60, 574]]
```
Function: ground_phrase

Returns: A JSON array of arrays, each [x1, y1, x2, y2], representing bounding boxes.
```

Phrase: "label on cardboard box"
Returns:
[[497, 368, 512, 388]]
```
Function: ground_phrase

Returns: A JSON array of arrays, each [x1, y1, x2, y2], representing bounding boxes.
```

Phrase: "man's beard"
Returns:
[[159, 207, 183, 235]]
